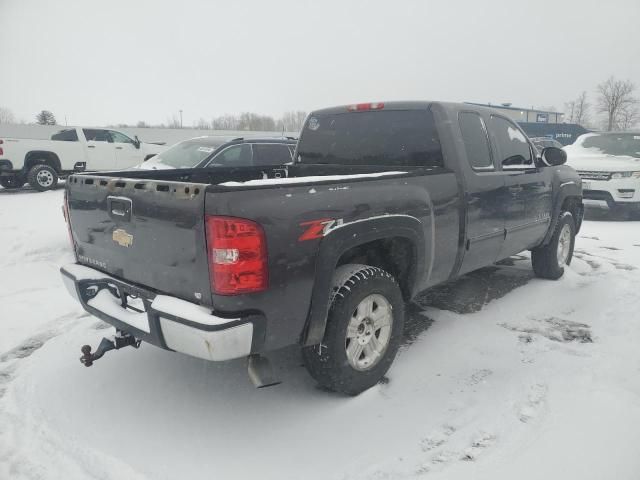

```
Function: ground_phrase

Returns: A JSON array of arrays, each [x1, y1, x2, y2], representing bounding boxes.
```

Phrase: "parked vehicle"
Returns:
[[530, 136, 564, 152], [0, 127, 166, 191], [565, 132, 640, 217], [60, 101, 583, 395], [138, 136, 297, 170]]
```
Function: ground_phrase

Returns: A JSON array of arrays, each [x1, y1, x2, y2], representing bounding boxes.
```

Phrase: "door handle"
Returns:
[[88, 145, 95, 149], [509, 186, 523, 194], [116, 146, 123, 149]]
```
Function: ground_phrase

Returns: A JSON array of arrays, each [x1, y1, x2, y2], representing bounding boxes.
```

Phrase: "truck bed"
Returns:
[[66, 163, 460, 351]]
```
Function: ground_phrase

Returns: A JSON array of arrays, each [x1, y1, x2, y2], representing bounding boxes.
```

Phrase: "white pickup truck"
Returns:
[[565, 132, 640, 218], [0, 127, 166, 191]]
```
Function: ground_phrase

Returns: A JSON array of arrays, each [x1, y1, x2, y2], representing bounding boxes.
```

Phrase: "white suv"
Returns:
[[565, 132, 640, 217]]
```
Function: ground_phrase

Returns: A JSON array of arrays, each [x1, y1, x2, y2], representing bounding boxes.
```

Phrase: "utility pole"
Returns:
[[179, 110, 183, 128]]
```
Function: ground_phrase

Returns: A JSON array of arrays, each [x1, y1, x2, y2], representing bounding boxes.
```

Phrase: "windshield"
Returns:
[[580, 133, 640, 158], [146, 139, 227, 168]]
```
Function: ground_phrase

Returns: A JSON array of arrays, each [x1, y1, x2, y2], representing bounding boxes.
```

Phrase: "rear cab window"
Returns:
[[51, 129, 78, 142], [297, 108, 443, 167], [459, 112, 493, 169]]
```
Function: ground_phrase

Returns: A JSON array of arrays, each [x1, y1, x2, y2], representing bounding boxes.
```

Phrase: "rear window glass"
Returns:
[[297, 109, 443, 167], [51, 129, 78, 141]]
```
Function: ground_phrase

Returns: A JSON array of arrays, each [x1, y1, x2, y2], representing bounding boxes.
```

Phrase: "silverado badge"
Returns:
[[112, 228, 133, 247]]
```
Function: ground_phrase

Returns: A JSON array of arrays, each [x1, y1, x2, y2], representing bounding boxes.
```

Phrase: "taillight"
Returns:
[[346, 102, 385, 112], [0, 148, 3, 156], [205, 216, 268, 295]]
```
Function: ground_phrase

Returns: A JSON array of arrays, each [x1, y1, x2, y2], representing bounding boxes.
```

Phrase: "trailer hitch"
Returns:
[[80, 331, 141, 367]]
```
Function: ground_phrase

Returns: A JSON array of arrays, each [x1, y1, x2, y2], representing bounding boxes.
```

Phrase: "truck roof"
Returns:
[[309, 100, 507, 117]]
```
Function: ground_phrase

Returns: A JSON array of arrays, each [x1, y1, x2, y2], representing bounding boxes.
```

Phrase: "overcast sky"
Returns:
[[1, 0, 639, 126]]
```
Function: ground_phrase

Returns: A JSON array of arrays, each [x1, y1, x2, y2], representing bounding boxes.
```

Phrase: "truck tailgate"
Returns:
[[66, 175, 211, 305]]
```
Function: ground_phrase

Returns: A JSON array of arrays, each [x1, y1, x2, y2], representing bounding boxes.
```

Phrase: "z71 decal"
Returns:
[[298, 218, 344, 241]]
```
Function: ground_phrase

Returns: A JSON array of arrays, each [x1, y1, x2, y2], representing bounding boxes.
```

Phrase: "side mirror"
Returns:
[[540, 146, 566, 166], [134, 136, 141, 149]]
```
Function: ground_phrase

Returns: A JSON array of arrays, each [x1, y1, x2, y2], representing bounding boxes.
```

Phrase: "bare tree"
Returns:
[[195, 117, 210, 130], [136, 120, 149, 128], [574, 91, 590, 125], [596, 77, 638, 131], [617, 104, 640, 131], [166, 114, 181, 129], [212, 114, 240, 130], [564, 99, 577, 123], [35, 110, 57, 125], [0, 107, 15, 124], [278, 111, 307, 132]]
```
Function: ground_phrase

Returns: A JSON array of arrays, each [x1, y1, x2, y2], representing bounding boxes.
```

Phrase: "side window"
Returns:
[[208, 144, 252, 166], [109, 131, 135, 144], [253, 144, 293, 166], [83, 129, 112, 142], [489, 116, 533, 167], [459, 112, 493, 169], [51, 129, 78, 142]]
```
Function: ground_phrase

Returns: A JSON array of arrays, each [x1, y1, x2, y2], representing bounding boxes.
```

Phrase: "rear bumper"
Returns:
[[60, 263, 264, 361]]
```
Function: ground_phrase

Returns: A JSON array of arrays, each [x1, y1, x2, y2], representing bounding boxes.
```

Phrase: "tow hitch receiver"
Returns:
[[80, 331, 142, 367]]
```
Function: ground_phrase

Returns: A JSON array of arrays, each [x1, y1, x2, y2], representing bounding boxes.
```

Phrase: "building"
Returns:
[[465, 102, 564, 124]]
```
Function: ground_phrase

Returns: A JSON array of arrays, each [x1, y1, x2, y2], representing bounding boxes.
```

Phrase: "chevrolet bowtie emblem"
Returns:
[[112, 228, 133, 247]]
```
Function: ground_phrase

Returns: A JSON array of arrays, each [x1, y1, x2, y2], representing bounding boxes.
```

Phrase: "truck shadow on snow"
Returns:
[[0, 184, 65, 195], [403, 254, 533, 344]]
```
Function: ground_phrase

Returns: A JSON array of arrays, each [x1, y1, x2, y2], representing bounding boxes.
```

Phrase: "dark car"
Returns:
[[62, 101, 582, 395], [530, 136, 564, 152], [138, 136, 297, 170]]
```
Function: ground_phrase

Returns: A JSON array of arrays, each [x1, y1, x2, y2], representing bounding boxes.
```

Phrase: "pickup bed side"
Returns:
[[204, 168, 461, 351]]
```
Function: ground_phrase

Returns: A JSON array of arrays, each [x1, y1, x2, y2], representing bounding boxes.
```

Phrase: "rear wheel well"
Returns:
[[561, 196, 583, 232], [336, 237, 415, 300], [24, 151, 62, 173]]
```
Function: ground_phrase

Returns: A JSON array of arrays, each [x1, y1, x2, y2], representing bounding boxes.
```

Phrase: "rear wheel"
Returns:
[[0, 176, 25, 189], [27, 164, 58, 191], [531, 211, 575, 280], [302, 264, 405, 395]]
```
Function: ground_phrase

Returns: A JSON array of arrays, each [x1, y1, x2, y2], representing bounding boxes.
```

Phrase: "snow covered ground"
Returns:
[[1, 186, 639, 480]]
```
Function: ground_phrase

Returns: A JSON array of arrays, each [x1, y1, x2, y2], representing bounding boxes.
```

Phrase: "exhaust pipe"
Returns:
[[247, 354, 281, 388]]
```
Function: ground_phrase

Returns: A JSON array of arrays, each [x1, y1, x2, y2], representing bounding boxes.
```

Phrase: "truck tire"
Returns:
[[27, 164, 58, 191], [0, 176, 25, 189], [531, 211, 575, 280], [302, 264, 405, 395]]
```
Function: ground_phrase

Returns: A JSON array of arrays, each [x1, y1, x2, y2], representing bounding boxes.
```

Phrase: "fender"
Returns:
[[23, 150, 63, 173], [541, 179, 583, 246], [302, 214, 427, 346]]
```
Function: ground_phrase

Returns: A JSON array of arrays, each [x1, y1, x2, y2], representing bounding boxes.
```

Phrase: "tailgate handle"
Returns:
[[107, 196, 132, 222]]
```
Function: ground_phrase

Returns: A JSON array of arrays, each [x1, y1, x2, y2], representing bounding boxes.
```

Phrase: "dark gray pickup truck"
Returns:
[[61, 101, 583, 394]]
